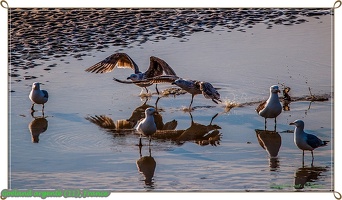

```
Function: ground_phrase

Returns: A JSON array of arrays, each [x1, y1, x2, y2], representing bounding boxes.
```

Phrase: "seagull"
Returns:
[[289, 119, 329, 162], [85, 53, 177, 94], [29, 82, 49, 111], [256, 85, 282, 127], [136, 107, 157, 146], [171, 79, 221, 110]]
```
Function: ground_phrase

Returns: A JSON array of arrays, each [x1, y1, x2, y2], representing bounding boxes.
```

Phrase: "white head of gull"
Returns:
[[136, 107, 157, 146], [256, 85, 282, 127], [289, 119, 329, 162], [29, 82, 49, 111]]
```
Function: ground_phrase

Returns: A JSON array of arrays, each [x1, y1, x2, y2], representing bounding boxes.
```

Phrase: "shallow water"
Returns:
[[9, 9, 333, 192]]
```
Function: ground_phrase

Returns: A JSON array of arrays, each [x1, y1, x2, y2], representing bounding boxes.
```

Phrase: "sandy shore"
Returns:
[[9, 8, 330, 78]]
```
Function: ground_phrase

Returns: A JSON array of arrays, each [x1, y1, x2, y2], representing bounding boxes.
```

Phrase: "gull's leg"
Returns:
[[155, 84, 159, 95], [139, 135, 143, 147], [42, 104, 45, 112], [139, 144, 142, 158], [140, 88, 144, 95], [30, 109, 35, 118], [145, 87, 149, 94], [31, 103, 35, 111], [302, 150, 305, 166], [155, 97, 161, 109], [148, 145, 152, 157], [311, 150, 314, 161], [210, 113, 219, 125], [189, 94, 194, 111], [264, 118, 267, 130]]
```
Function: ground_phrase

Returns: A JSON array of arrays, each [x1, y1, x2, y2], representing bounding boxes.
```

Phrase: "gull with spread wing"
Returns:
[[85, 53, 177, 94]]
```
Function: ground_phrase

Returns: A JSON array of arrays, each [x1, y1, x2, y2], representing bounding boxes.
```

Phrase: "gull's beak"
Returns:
[[289, 122, 295, 125]]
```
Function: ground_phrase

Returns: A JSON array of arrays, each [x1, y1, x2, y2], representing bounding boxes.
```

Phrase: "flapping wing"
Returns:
[[113, 77, 145, 84], [144, 56, 177, 78], [147, 75, 179, 84], [85, 53, 140, 74], [113, 75, 179, 85]]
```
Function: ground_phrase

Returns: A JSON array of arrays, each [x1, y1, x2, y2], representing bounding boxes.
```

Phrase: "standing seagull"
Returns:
[[29, 82, 49, 112], [136, 107, 157, 146], [289, 119, 329, 162], [172, 79, 221, 110], [256, 85, 282, 128], [85, 53, 177, 94]]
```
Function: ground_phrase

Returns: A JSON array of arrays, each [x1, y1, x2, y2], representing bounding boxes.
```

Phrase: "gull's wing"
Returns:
[[256, 100, 267, 113], [200, 82, 221, 103], [85, 53, 140, 74], [306, 134, 325, 149], [113, 75, 179, 84], [113, 77, 143, 84], [144, 56, 177, 78], [147, 75, 179, 83], [42, 90, 49, 98]]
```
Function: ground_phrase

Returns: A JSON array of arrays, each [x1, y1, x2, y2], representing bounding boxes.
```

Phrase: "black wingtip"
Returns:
[[322, 141, 329, 146]]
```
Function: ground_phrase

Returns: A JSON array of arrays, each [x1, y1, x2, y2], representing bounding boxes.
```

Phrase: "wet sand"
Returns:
[[8, 8, 333, 192]]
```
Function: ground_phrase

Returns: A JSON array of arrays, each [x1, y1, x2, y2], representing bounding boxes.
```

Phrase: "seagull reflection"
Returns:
[[28, 115, 48, 143], [136, 145, 156, 187], [85, 99, 178, 135], [255, 129, 281, 170], [153, 112, 222, 146], [294, 165, 328, 190]]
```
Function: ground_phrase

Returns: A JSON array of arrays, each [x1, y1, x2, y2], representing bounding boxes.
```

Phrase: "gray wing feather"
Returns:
[[306, 134, 324, 149], [42, 90, 48, 98]]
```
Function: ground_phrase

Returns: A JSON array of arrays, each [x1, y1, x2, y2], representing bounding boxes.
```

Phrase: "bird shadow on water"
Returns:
[[136, 145, 156, 189], [85, 97, 222, 147], [255, 129, 281, 171], [293, 164, 328, 190], [28, 112, 49, 143]]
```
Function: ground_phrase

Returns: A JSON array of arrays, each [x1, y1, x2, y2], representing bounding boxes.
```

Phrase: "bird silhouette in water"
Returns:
[[85, 98, 177, 134], [136, 145, 156, 186]]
